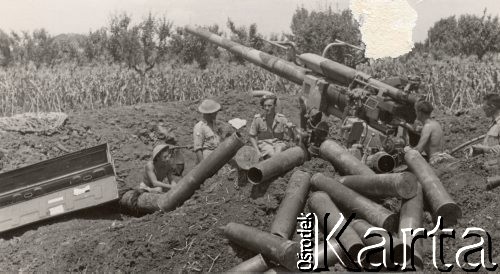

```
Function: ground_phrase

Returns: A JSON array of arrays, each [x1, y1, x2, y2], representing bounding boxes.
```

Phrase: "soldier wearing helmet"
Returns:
[[140, 143, 178, 193], [193, 99, 231, 163], [249, 93, 292, 159]]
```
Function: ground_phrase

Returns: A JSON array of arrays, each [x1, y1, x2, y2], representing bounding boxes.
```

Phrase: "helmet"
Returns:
[[260, 94, 277, 107], [152, 144, 172, 161], [198, 99, 221, 114]]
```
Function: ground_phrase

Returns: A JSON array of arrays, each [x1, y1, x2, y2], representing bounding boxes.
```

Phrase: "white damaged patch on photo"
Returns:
[[350, 0, 418, 58]]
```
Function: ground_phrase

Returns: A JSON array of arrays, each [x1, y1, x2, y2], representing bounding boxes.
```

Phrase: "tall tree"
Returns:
[[170, 24, 221, 69], [108, 13, 172, 74], [457, 10, 500, 60], [226, 19, 264, 63], [424, 10, 500, 59], [0, 29, 13, 66], [290, 7, 362, 66], [426, 16, 461, 56], [84, 28, 109, 62]]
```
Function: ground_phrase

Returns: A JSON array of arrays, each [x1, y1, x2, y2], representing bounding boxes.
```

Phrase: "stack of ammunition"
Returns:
[[221, 140, 461, 271]]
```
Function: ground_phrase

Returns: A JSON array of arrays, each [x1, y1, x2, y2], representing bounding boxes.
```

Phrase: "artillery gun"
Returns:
[[185, 26, 422, 173]]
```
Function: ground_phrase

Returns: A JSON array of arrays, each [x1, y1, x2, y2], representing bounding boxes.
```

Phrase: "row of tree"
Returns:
[[416, 9, 500, 60], [0, 7, 363, 70], [0, 7, 499, 70]]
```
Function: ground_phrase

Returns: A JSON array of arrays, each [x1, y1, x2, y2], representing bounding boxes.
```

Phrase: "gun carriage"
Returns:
[[185, 26, 423, 173]]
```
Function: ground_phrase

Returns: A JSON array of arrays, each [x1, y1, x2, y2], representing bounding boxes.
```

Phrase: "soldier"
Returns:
[[406, 100, 452, 165], [249, 94, 292, 159], [472, 93, 500, 154], [193, 99, 231, 163], [155, 125, 185, 176], [140, 144, 179, 193]]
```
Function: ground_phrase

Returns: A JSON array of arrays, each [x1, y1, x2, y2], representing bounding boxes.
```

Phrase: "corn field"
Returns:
[[0, 62, 299, 116], [0, 55, 499, 116], [358, 55, 500, 112]]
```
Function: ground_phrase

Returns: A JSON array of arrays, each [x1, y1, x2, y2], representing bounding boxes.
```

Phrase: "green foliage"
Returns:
[[426, 16, 461, 57], [0, 62, 300, 115], [425, 10, 500, 59], [84, 28, 109, 62], [358, 54, 500, 111], [290, 7, 363, 66], [108, 13, 172, 74], [226, 18, 264, 64], [169, 24, 221, 69], [0, 30, 13, 66], [457, 11, 500, 59]]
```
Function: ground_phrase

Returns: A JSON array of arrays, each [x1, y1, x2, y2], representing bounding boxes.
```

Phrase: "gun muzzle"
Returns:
[[220, 223, 299, 271], [228, 254, 271, 272], [405, 149, 461, 227], [247, 146, 307, 184], [309, 191, 365, 265], [311, 173, 397, 231], [365, 151, 396, 173], [319, 139, 375, 176], [263, 266, 289, 273], [351, 219, 404, 269], [486, 175, 500, 190], [399, 183, 424, 270], [270, 170, 311, 239], [339, 172, 418, 199]]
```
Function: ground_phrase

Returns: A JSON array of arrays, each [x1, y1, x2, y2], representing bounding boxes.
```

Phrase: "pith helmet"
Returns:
[[260, 93, 277, 107], [152, 144, 171, 161], [198, 99, 221, 114]]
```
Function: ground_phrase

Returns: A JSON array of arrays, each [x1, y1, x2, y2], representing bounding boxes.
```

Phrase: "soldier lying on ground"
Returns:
[[405, 100, 453, 165], [139, 143, 183, 193], [193, 99, 233, 163], [249, 94, 294, 159], [471, 93, 500, 155]]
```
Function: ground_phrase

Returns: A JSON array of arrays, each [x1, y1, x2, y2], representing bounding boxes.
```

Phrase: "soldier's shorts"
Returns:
[[258, 139, 288, 159]]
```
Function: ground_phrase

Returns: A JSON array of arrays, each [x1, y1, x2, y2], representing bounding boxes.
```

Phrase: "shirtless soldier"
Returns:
[[407, 100, 452, 165], [140, 144, 178, 192]]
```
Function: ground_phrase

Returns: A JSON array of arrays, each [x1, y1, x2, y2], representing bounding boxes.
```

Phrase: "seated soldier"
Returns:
[[155, 125, 185, 176], [472, 93, 500, 155], [139, 144, 179, 193], [193, 99, 232, 163], [407, 100, 453, 165], [249, 94, 292, 159]]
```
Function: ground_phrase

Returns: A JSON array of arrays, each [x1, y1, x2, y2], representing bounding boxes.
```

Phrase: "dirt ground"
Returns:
[[0, 90, 499, 272]]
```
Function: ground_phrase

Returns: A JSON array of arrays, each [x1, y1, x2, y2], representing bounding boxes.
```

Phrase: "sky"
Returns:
[[0, 0, 499, 42]]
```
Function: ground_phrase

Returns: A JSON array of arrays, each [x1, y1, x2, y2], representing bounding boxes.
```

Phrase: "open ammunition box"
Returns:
[[0, 143, 119, 233]]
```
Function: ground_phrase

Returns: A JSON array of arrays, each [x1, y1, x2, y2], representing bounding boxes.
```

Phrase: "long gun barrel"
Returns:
[[185, 25, 308, 85], [298, 54, 419, 104], [185, 25, 420, 173], [184, 26, 418, 105]]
